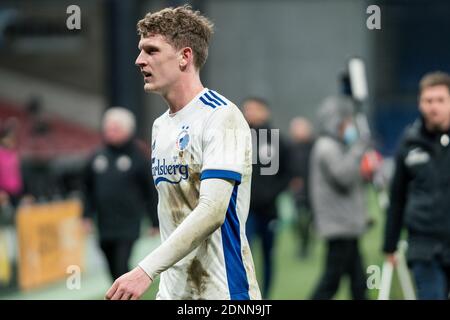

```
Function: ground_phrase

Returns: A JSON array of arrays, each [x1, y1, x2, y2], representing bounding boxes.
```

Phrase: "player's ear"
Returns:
[[179, 47, 193, 70]]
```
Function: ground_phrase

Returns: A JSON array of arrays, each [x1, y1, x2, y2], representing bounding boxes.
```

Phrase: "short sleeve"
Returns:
[[200, 107, 250, 185]]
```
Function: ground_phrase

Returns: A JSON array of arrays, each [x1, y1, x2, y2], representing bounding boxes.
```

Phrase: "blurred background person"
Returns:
[[83, 107, 159, 282], [383, 71, 450, 300], [288, 117, 315, 259], [0, 118, 23, 211], [26, 96, 51, 137], [0, 118, 23, 289], [242, 97, 290, 299], [20, 96, 57, 202], [310, 96, 371, 300]]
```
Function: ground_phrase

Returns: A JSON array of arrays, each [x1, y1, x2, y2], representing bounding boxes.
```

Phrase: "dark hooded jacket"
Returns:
[[249, 122, 290, 218], [383, 118, 450, 264], [83, 140, 158, 240]]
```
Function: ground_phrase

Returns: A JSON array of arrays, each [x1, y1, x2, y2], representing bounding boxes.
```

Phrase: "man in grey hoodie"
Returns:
[[310, 95, 370, 300]]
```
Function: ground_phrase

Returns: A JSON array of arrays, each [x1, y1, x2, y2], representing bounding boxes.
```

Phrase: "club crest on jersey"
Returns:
[[176, 125, 190, 151]]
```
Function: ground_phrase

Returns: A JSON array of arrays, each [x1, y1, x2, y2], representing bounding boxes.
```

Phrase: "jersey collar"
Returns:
[[168, 87, 209, 118]]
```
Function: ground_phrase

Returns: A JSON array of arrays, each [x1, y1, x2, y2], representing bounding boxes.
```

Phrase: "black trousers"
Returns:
[[294, 204, 313, 258], [100, 239, 136, 281], [311, 238, 367, 300], [246, 213, 276, 299]]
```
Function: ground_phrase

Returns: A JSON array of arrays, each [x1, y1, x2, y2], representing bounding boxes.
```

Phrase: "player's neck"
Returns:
[[164, 75, 204, 114]]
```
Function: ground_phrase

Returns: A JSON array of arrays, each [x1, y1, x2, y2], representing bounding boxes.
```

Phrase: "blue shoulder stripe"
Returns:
[[204, 91, 223, 107], [200, 96, 217, 109], [208, 90, 227, 106]]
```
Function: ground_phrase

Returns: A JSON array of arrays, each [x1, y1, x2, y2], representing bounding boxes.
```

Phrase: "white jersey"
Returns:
[[151, 88, 260, 300]]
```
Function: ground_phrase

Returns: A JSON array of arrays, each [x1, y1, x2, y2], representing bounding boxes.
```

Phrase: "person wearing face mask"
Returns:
[[383, 71, 450, 300], [309, 95, 371, 300]]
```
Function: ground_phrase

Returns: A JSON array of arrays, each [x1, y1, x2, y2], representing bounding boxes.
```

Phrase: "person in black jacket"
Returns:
[[83, 107, 158, 281], [288, 117, 315, 259], [242, 97, 290, 299], [383, 71, 450, 300]]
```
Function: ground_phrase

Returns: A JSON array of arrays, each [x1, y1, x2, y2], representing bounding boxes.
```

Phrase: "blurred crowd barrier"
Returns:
[[0, 199, 85, 293], [16, 199, 84, 291]]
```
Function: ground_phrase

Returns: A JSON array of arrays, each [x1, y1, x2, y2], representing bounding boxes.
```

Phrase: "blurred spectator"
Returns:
[[20, 96, 57, 201], [288, 117, 314, 259], [242, 97, 290, 299], [0, 119, 22, 288], [383, 71, 450, 300], [0, 118, 23, 214], [20, 159, 58, 202], [26, 96, 51, 136], [83, 107, 159, 281], [310, 96, 370, 300]]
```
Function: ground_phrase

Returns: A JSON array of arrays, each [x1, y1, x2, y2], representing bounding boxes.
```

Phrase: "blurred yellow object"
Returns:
[[16, 199, 85, 291], [0, 229, 12, 285]]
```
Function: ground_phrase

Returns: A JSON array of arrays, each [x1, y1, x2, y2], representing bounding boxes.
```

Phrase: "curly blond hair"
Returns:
[[137, 5, 214, 70]]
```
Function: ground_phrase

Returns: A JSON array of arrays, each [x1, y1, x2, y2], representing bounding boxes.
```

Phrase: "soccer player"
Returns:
[[105, 5, 261, 300]]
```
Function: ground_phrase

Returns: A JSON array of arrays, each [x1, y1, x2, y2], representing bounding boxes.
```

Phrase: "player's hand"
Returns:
[[386, 253, 397, 267], [105, 266, 153, 300]]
